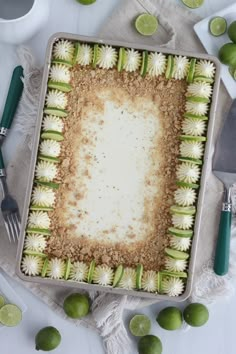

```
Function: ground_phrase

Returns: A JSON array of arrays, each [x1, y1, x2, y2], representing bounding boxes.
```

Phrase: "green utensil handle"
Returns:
[[214, 207, 232, 276], [0, 66, 24, 132], [0, 150, 5, 170]]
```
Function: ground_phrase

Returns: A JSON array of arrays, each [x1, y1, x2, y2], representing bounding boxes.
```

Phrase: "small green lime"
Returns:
[[135, 14, 158, 36], [219, 43, 236, 66], [209, 17, 227, 37], [129, 314, 151, 337], [76, 0, 96, 5], [181, 0, 204, 9], [228, 21, 236, 43], [0, 304, 22, 327], [183, 303, 209, 327], [156, 307, 182, 330], [35, 326, 61, 351], [63, 293, 90, 319], [138, 335, 162, 354]]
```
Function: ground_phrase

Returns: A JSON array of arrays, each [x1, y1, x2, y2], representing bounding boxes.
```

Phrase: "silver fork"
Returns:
[[0, 151, 21, 242]]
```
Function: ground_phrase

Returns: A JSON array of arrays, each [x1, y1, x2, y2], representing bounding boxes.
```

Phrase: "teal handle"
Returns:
[[214, 209, 232, 276], [0, 150, 4, 170], [0, 66, 24, 130]]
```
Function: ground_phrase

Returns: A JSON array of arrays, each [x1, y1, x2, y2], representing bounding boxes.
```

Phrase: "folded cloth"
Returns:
[[0, 1, 234, 354]]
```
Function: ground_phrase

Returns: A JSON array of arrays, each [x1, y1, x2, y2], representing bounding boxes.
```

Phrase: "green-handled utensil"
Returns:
[[213, 99, 236, 276], [0, 66, 24, 145]]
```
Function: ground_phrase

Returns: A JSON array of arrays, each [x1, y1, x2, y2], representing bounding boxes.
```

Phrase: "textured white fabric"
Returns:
[[0, 1, 234, 354]]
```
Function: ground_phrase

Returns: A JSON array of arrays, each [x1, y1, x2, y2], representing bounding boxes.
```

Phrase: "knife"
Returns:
[[213, 99, 236, 276], [0, 66, 24, 146]]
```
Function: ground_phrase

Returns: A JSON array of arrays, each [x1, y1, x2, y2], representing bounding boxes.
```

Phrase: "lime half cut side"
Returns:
[[0, 304, 22, 327], [181, 0, 204, 9], [209, 17, 227, 37], [129, 314, 151, 336], [135, 13, 158, 36]]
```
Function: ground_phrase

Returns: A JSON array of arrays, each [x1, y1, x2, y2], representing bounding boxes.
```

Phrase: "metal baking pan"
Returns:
[[15, 32, 221, 301]]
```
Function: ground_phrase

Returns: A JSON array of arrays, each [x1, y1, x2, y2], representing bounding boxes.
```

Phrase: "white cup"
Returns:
[[0, 0, 50, 44]]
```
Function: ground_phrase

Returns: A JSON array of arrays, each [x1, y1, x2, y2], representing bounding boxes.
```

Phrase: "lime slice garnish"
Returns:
[[0, 295, 5, 308], [92, 44, 99, 68], [193, 76, 214, 84], [136, 264, 143, 290], [135, 13, 158, 36], [165, 55, 174, 79], [26, 228, 51, 236], [117, 47, 126, 72], [170, 205, 196, 215], [35, 180, 60, 189], [168, 227, 193, 238], [73, 42, 80, 65], [38, 155, 60, 164], [186, 96, 210, 103], [64, 259, 71, 280], [184, 112, 208, 120], [179, 135, 207, 142], [41, 258, 49, 277], [87, 260, 96, 283], [178, 157, 203, 165], [0, 304, 22, 327], [181, 0, 204, 9], [157, 272, 162, 292], [165, 248, 189, 260], [129, 314, 151, 336], [47, 81, 72, 93], [160, 270, 188, 278], [51, 59, 73, 67], [187, 58, 196, 83], [209, 17, 227, 37], [176, 180, 199, 189], [24, 250, 47, 258], [43, 107, 68, 117], [140, 51, 148, 77], [41, 131, 64, 142], [229, 66, 236, 80], [113, 264, 124, 287], [30, 205, 54, 212]]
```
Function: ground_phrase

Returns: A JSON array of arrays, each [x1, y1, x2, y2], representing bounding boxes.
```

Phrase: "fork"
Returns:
[[0, 150, 21, 242], [0, 66, 24, 242]]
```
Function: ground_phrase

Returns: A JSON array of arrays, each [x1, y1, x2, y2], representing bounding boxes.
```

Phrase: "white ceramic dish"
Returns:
[[0, 270, 27, 331], [194, 3, 236, 99]]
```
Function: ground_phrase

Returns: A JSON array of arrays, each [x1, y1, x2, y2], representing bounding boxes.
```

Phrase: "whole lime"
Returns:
[[183, 303, 209, 327], [156, 306, 182, 330], [63, 293, 90, 319], [228, 21, 236, 43], [35, 326, 61, 351], [218, 43, 236, 66], [76, 0, 96, 5], [138, 335, 162, 354]]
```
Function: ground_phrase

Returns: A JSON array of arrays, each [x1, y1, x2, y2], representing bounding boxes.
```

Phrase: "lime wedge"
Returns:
[[165, 248, 189, 260], [92, 44, 99, 68], [117, 47, 126, 72], [113, 264, 124, 287], [136, 264, 143, 289], [87, 260, 96, 283], [209, 17, 227, 37], [168, 227, 193, 238], [187, 58, 196, 83], [181, 0, 204, 9], [140, 51, 148, 77], [0, 304, 22, 327], [0, 295, 5, 308], [229, 66, 236, 80], [165, 55, 174, 79], [135, 14, 158, 36], [129, 314, 151, 336], [170, 205, 196, 215]]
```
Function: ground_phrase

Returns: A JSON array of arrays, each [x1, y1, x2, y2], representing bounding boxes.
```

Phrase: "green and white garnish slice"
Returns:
[[38, 155, 60, 164], [176, 181, 199, 189], [43, 107, 68, 117], [64, 259, 72, 280], [170, 205, 196, 215], [184, 112, 208, 120], [140, 50, 148, 77], [181, 0, 204, 9], [23, 250, 47, 258], [168, 227, 193, 238], [41, 131, 64, 142], [136, 264, 143, 290], [0, 304, 22, 327], [178, 157, 203, 165], [209, 17, 227, 37], [186, 96, 210, 103], [165, 55, 174, 79], [41, 258, 49, 277], [48, 81, 72, 93], [180, 135, 207, 142], [117, 47, 126, 72], [92, 44, 99, 68], [35, 180, 60, 190], [112, 264, 124, 287], [129, 314, 151, 337], [135, 13, 158, 36], [187, 58, 196, 83], [30, 205, 54, 212], [26, 227, 51, 236], [87, 260, 96, 283], [165, 248, 189, 260], [73, 42, 80, 65]]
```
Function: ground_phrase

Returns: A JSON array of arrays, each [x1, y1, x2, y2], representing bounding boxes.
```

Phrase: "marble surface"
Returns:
[[0, 0, 236, 353]]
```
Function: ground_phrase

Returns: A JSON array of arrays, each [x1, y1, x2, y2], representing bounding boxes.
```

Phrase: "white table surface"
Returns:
[[1, 0, 236, 353]]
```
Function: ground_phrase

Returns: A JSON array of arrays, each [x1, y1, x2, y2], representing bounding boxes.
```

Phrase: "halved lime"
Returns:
[[180, 135, 207, 142], [160, 270, 188, 278], [209, 17, 227, 37], [184, 112, 208, 120], [178, 157, 203, 165], [135, 14, 158, 36], [64, 259, 71, 280], [140, 51, 148, 77], [183, 303, 209, 327], [170, 205, 196, 215], [113, 264, 124, 287], [0, 295, 5, 308], [165, 55, 174, 79], [34, 180, 60, 189], [186, 96, 210, 103], [176, 181, 199, 189], [41, 258, 49, 277], [157, 307, 182, 330], [229, 66, 236, 80], [41, 131, 64, 142], [87, 260, 95, 283], [30, 205, 54, 212], [0, 304, 22, 327], [187, 58, 196, 83], [136, 264, 143, 290], [168, 227, 193, 238], [165, 248, 189, 260], [181, 0, 204, 9], [92, 44, 99, 68], [129, 314, 151, 337], [117, 47, 126, 72], [193, 76, 214, 84], [47, 81, 72, 93]]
